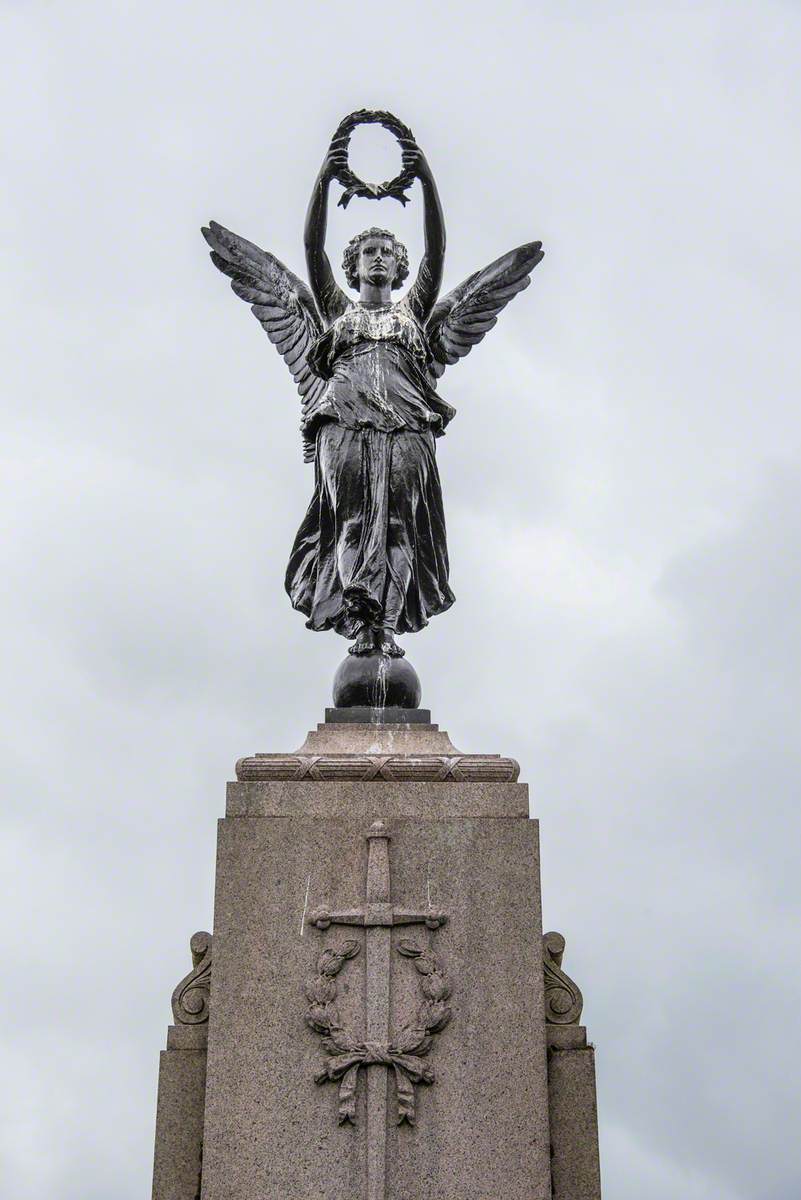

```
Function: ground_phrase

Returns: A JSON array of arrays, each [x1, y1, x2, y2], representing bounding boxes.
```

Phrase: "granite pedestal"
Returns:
[[151, 715, 602, 1199]]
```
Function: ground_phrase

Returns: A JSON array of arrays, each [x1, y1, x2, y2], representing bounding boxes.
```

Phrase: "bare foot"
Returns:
[[377, 629, 405, 658], [348, 625, 378, 656]]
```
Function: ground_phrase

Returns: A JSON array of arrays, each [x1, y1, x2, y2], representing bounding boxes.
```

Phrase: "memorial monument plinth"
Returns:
[[152, 710, 601, 1199], [152, 106, 602, 1199]]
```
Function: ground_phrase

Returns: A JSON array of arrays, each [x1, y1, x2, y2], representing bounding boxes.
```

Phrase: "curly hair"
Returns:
[[341, 227, 410, 291]]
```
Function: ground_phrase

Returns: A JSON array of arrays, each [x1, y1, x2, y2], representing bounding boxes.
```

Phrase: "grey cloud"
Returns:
[[2, 2, 801, 1197]]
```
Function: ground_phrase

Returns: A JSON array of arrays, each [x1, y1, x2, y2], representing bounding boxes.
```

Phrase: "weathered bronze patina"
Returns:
[[203, 110, 543, 679]]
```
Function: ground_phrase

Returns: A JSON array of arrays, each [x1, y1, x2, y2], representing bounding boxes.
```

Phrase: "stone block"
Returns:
[[226, 780, 529, 819], [546, 1023, 586, 1051], [200, 776, 551, 1200], [325, 707, 432, 724], [152, 1029, 207, 1200], [547, 1030, 601, 1200], [167, 1024, 208, 1050]]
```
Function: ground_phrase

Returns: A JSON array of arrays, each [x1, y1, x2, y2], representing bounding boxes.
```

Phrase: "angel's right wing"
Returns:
[[202, 221, 326, 458]]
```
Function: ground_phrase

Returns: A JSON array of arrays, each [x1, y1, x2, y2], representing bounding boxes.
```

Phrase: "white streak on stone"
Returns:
[[300, 873, 311, 937]]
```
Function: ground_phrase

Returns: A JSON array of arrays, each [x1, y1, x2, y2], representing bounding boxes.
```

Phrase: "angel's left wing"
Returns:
[[425, 242, 544, 380]]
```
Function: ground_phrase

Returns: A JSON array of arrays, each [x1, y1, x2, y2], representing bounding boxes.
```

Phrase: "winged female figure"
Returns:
[[203, 118, 543, 660]]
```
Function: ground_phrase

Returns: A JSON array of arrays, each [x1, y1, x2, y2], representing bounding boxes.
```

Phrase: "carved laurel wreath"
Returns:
[[305, 938, 452, 1125], [332, 109, 417, 210]]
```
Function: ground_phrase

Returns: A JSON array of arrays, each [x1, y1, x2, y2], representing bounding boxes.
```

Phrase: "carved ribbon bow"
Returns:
[[314, 1035, 434, 1125]]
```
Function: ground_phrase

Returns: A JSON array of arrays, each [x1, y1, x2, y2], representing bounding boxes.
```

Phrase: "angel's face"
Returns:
[[358, 236, 398, 289]]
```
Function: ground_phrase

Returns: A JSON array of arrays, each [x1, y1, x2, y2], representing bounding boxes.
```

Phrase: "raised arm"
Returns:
[[402, 137, 446, 321], [304, 134, 349, 323]]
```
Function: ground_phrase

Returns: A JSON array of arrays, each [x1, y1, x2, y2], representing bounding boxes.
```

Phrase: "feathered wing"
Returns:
[[202, 220, 326, 460], [425, 242, 544, 380]]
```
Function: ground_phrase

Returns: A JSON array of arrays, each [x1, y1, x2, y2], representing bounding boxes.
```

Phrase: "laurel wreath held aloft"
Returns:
[[305, 938, 452, 1125], [332, 109, 418, 210]]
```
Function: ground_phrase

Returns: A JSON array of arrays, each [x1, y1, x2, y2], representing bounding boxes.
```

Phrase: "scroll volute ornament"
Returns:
[[543, 931, 583, 1025], [171, 931, 213, 1025]]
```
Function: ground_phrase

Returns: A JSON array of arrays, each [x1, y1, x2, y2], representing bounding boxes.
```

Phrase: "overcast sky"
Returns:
[[2, 2, 801, 1197]]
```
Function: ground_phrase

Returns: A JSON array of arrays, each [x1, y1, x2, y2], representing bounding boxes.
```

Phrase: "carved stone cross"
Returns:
[[306, 821, 449, 1200]]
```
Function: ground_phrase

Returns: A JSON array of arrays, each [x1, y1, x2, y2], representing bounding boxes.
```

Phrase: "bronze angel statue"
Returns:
[[203, 111, 543, 667]]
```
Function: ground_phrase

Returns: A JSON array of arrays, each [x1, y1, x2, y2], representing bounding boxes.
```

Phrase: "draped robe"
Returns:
[[285, 300, 456, 637]]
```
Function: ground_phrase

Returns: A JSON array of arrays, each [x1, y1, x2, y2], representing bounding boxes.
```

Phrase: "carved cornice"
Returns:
[[543, 931, 583, 1025], [236, 753, 519, 783], [171, 931, 212, 1025]]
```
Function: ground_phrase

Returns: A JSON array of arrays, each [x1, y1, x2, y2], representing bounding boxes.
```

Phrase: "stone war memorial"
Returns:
[[151, 110, 603, 1199]]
